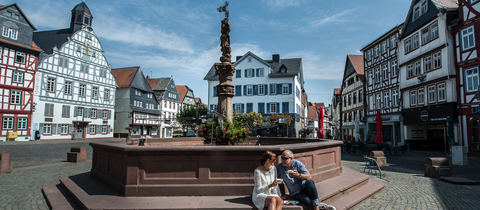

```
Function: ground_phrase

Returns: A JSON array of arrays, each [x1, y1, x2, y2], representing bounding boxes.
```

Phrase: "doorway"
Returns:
[[76, 125, 83, 139], [427, 124, 446, 152]]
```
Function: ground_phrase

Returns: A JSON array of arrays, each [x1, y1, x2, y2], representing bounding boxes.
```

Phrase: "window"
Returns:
[[383, 65, 388, 80], [391, 60, 397, 77], [421, 0, 428, 14], [431, 22, 438, 39], [77, 107, 84, 117], [405, 38, 412, 53], [16, 118, 27, 130], [368, 71, 373, 85], [384, 92, 389, 108], [102, 125, 108, 134], [382, 41, 387, 53], [270, 103, 277, 113], [367, 50, 371, 61], [105, 89, 110, 101], [413, 34, 420, 49], [12, 71, 23, 83], [44, 124, 52, 134], [462, 26, 476, 51], [80, 64, 89, 73], [47, 78, 55, 92], [413, 4, 420, 20], [79, 84, 86, 97], [45, 103, 54, 116], [407, 64, 414, 78], [258, 68, 264, 76], [92, 87, 98, 99], [390, 36, 396, 48], [466, 68, 479, 92], [246, 69, 254, 77], [413, 0, 427, 20], [15, 52, 25, 64], [422, 28, 430, 44], [359, 90, 363, 102], [375, 68, 380, 83], [424, 56, 432, 72], [259, 84, 265, 95], [89, 125, 96, 134], [2, 26, 18, 40], [410, 90, 417, 106], [65, 81, 72, 95], [374, 46, 379, 57], [2, 117, 13, 129], [91, 108, 97, 118], [282, 84, 289, 94], [353, 92, 357, 104], [10, 90, 21, 104], [236, 70, 241, 78], [392, 89, 399, 107], [62, 105, 70, 117], [418, 88, 425, 105], [415, 60, 422, 75], [61, 124, 69, 134], [433, 52, 441, 69], [235, 103, 242, 114], [428, 86, 436, 103], [438, 83, 446, 101], [247, 85, 253, 95], [103, 109, 109, 119], [376, 94, 381, 109]]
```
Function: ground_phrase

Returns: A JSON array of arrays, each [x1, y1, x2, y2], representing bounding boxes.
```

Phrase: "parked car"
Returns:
[[173, 130, 184, 137]]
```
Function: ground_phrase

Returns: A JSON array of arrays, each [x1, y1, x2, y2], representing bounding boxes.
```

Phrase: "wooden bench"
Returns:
[[424, 157, 452, 178], [67, 146, 86, 163], [0, 151, 13, 173]]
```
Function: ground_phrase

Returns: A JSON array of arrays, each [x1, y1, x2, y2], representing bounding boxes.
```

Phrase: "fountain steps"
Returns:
[[43, 166, 384, 210]]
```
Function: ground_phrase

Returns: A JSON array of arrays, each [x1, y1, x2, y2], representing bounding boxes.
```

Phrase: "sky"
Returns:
[[13, 0, 412, 105]]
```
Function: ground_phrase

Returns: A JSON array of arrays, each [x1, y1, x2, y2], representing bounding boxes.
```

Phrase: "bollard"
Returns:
[[0, 151, 13, 173], [67, 146, 86, 163]]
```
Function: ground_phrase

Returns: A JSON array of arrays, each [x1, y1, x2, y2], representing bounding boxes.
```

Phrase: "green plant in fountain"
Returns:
[[199, 118, 250, 145]]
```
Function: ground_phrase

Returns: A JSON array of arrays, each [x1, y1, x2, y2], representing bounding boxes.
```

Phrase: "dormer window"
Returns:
[[413, 0, 428, 21], [2, 26, 18, 40]]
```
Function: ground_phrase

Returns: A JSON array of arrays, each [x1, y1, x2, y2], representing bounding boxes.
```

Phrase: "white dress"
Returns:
[[252, 167, 282, 209]]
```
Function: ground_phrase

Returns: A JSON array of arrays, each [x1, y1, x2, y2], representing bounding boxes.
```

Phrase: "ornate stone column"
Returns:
[[215, 2, 235, 122]]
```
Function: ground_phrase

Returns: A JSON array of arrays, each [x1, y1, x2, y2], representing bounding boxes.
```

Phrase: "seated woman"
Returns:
[[252, 151, 284, 210]]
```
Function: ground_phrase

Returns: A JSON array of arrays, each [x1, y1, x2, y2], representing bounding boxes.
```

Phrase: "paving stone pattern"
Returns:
[[0, 140, 480, 210]]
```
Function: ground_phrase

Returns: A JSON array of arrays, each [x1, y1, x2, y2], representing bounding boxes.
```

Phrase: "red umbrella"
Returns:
[[375, 109, 383, 144], [317, 107, 324, 139]]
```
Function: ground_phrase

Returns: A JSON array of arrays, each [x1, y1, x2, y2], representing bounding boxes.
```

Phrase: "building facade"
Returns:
[[362, 23, 404, 145], [32, 2, 116, 140], [147, 77, 181, 138], [331, 88, 342, 139], [452, 0, 480, 154], [112, 67, 162, 138], [0, 3, 42, 141], [204, 52, 305, 137], [341, 55, 366, 141], [176, 85, 196, 107], [398, 0, 458, 151]]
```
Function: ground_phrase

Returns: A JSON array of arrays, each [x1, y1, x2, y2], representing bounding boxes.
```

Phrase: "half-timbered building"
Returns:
[[176, 85, 196, 107], [112, 67, 162, 138], [0, 3, 42, 141], [32, 2, 117, 140], [451, 0, 480, 154], [398, 0, 458, 151], [340, 55, 366, 141], [147, 77, 181, 138], [361, 23, 404, 145], [331, 88, 342, 139]]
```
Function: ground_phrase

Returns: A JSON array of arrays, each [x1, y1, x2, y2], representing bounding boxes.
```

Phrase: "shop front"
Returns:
[[458, 105, 480, 154], [402, 103, 457, 152], [366, 114, 402, 145]]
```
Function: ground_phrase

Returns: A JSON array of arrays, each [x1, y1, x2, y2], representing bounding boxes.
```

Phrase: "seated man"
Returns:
[[277, 150, 335, 210]]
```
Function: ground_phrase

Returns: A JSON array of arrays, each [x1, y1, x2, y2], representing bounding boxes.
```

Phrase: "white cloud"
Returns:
[[284, 51, 344, 81], [264, 0, 307, 9], [17, 1, 71, 29], [309, 9, 356, 28]]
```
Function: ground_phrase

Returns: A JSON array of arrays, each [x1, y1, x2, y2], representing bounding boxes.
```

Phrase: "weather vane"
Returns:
[[217, 1, 229, 18]]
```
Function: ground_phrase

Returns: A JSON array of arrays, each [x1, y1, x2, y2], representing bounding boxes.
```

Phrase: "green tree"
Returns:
[[176, 103, 208, 130], [234, 111, 263, 129]]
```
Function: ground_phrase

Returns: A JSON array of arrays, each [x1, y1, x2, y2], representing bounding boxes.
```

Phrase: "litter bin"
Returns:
[[452, 146, 468, 165]]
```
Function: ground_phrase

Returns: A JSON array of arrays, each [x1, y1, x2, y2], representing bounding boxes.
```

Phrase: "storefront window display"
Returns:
[[132, 126, 141, 135]]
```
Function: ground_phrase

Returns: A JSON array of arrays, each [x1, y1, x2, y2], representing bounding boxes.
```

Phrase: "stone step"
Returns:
[[42, 183, 80, 210], [328, 178, 385, 210], [316, 166, 370, 204]]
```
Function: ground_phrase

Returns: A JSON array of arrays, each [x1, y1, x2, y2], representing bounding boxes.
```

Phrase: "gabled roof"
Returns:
[[308, 105, 317, 122], [147, 77, 172, 91], [0, 3, 37, 30], [111, 67, 139, 88], [33, 29, 71, 57], [195, 97, 202, 104], [176, 85, 188, 102], [347, 55, 364, 75], [334, 88, 341, 95], [72, 2, 92, 17], [235, 51, 272, 67]]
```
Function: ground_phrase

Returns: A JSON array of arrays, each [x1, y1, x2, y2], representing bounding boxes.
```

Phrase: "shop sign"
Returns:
[[420, 110, 429, 122], [431, 117, 447, 121], [471, 107, 480, 114]]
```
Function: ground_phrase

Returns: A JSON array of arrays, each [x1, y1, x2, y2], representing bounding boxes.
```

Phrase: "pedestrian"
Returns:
[[366, 132, 371, 142], [35, 129, 40, 141], [276, 150, 336, 210]]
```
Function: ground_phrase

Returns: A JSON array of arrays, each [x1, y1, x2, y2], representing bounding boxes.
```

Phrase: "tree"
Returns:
[[176, 104, 208, 130], [234, 111, 263, 129]]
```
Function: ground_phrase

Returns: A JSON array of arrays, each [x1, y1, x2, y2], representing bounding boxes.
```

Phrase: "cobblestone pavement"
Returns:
[[0, 140, 479, 210]]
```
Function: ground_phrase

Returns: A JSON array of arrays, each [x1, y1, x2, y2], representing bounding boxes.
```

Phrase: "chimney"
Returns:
[[146, 75, 150, 79], [236, 56, 242, 61], [272, 54, 280, 63]]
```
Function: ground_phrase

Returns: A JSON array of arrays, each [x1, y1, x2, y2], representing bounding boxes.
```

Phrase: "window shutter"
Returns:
[[97, 125, 101, 134], [73, 107, 78, 117], [253, 85, 258, 95], [210, 105, 213, 110], [69, 124, 74, 135], [52, 124, 57, 135], [235, 85, 241, 96], [256, 69, 259, 77], [109, 110, 112, 119], [98, 109, 103, 118], [258, 103, 264, 114], [267, 103, 270, 113], [85, 108, 90, 118], [57, 124, 62, 135], [289, 84, 292, 94], [241, 104, 245, 113], [214, 87, 217, 97], [265, 84, 268, 95], [236, 70, 241, 78], [276, 103, 280, 113], [39, 123, 44, 134], [107, 125, 111, 134], [269, 84, 273, 95], [277, 84, 282, 95], [245, 69, 247, 77], [243, 85, 247, 95]]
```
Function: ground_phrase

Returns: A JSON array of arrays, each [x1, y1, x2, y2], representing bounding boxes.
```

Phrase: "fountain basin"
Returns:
[[90, 138, 342, 196]]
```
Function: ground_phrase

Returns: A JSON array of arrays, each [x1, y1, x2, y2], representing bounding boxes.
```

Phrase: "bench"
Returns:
[[362, 155, 383, 179], [424, 157, 452, 178], [370, 150, 387, 167], [0, 151, 13, 173], [67, 146, 86, 163]]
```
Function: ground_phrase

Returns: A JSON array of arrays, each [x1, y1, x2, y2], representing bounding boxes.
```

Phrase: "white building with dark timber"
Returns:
[[31, 2, 116, 140]]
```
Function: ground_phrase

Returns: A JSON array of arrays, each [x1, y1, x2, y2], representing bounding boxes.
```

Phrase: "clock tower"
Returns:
[[70, 1, 93, 33]]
